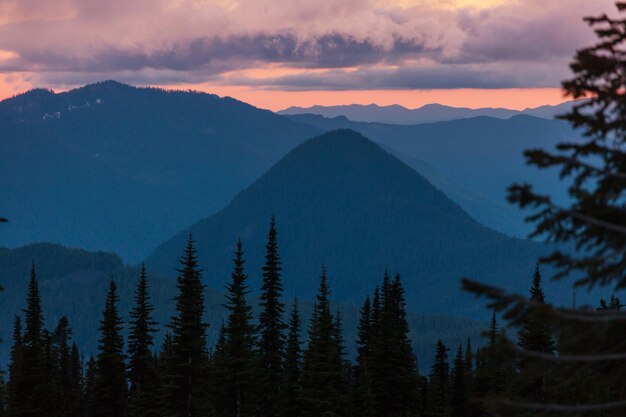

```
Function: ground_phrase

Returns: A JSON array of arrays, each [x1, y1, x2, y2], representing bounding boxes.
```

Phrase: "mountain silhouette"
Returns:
[[147, 129, 556, 318]]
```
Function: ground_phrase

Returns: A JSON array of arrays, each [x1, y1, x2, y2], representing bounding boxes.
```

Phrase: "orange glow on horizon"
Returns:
[[160, 85, 568, 111]]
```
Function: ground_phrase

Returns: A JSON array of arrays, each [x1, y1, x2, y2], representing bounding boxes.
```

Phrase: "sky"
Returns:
[[0, 0, 618, 110]]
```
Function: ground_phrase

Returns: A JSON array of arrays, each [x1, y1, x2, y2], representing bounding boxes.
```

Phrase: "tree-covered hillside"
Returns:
[[0, 81, 320, 261]]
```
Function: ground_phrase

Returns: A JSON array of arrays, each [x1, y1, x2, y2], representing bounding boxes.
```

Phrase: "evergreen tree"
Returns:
[[6, 316, 24, 417], [165, 235, 211, 417], [371, 273, 421, 417], [93, 279, 128, 417], [128, 265, 160, 417], [450, 345, 468, 417], [222, 241, 257, 417], [428, 340, 450, 417], [353, 294, 377, 417], [460, 3, 626, 412], [301, 268, 344, 417], [18, 263, 46, 417], [257, 217, 286, 417], [516, 266, 555, 402], [283, 301, 302, 417]]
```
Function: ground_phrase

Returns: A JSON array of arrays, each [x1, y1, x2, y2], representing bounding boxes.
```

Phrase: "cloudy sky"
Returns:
[[0, 0, 618, 110]]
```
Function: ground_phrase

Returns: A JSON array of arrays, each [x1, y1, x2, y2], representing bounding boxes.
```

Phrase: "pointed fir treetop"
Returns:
[[177, 232, 202, 274], [529, 264, 546, 304], [129, 264, 158, 349], [431, 339, 450, 378], [23, 261, 44, 349], [257, 217, 287, 417], [225, 239, 252, 314], [260, 215, 284, 307], [94, 278, 128, 417], [170, 232, 208, 340], [98, 279, 125, 355]]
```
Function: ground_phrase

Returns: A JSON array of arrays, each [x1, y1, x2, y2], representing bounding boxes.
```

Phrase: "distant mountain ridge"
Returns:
[[278, 101, 577, 124], [0, 81, 320, 261], [146, 129, 567, 318]]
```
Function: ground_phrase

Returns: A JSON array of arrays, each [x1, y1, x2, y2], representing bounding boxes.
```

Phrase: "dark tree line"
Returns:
[[3, 216, 543, 417]]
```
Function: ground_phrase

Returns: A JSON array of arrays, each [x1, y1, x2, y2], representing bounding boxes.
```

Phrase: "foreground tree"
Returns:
[[93, 280, 127, 417], [164, 235, 211, 417], [464, 2, 626, 415], [450, 344, 469, 417], [428, 340, 450, 417], [257, 217, 287, 417], [18, 264, 46, 417], [301, 268, 345, 417], [222, 241, 257, 417], [371, 273, 421, 417], [128, 265, 159, 417]]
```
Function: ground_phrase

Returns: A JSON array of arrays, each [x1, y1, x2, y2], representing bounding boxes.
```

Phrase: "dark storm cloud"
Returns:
[[1, 33, 428, 73], [222, 62, 564, 91]]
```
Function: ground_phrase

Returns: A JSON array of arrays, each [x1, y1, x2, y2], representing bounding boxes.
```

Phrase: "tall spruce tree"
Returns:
[[450, 344, 469, 417], [19, 263, 45, 417], [128, 265, 159, 417], [257, 217, 286, 417], [515, 266, 555, 403], [93, 279, 128, 417], [165, 235, 211, 417], [354, 295, 377, 417], [428, 340, 450, 417], [283, 301, 302, 417], [301, 268, 345, 417], [370, 273, 421, 417], [222, 241, 257, 417]]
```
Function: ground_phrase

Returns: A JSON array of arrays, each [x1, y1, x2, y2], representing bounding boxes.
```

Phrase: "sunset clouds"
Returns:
[[0, 0, 618, 107]]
